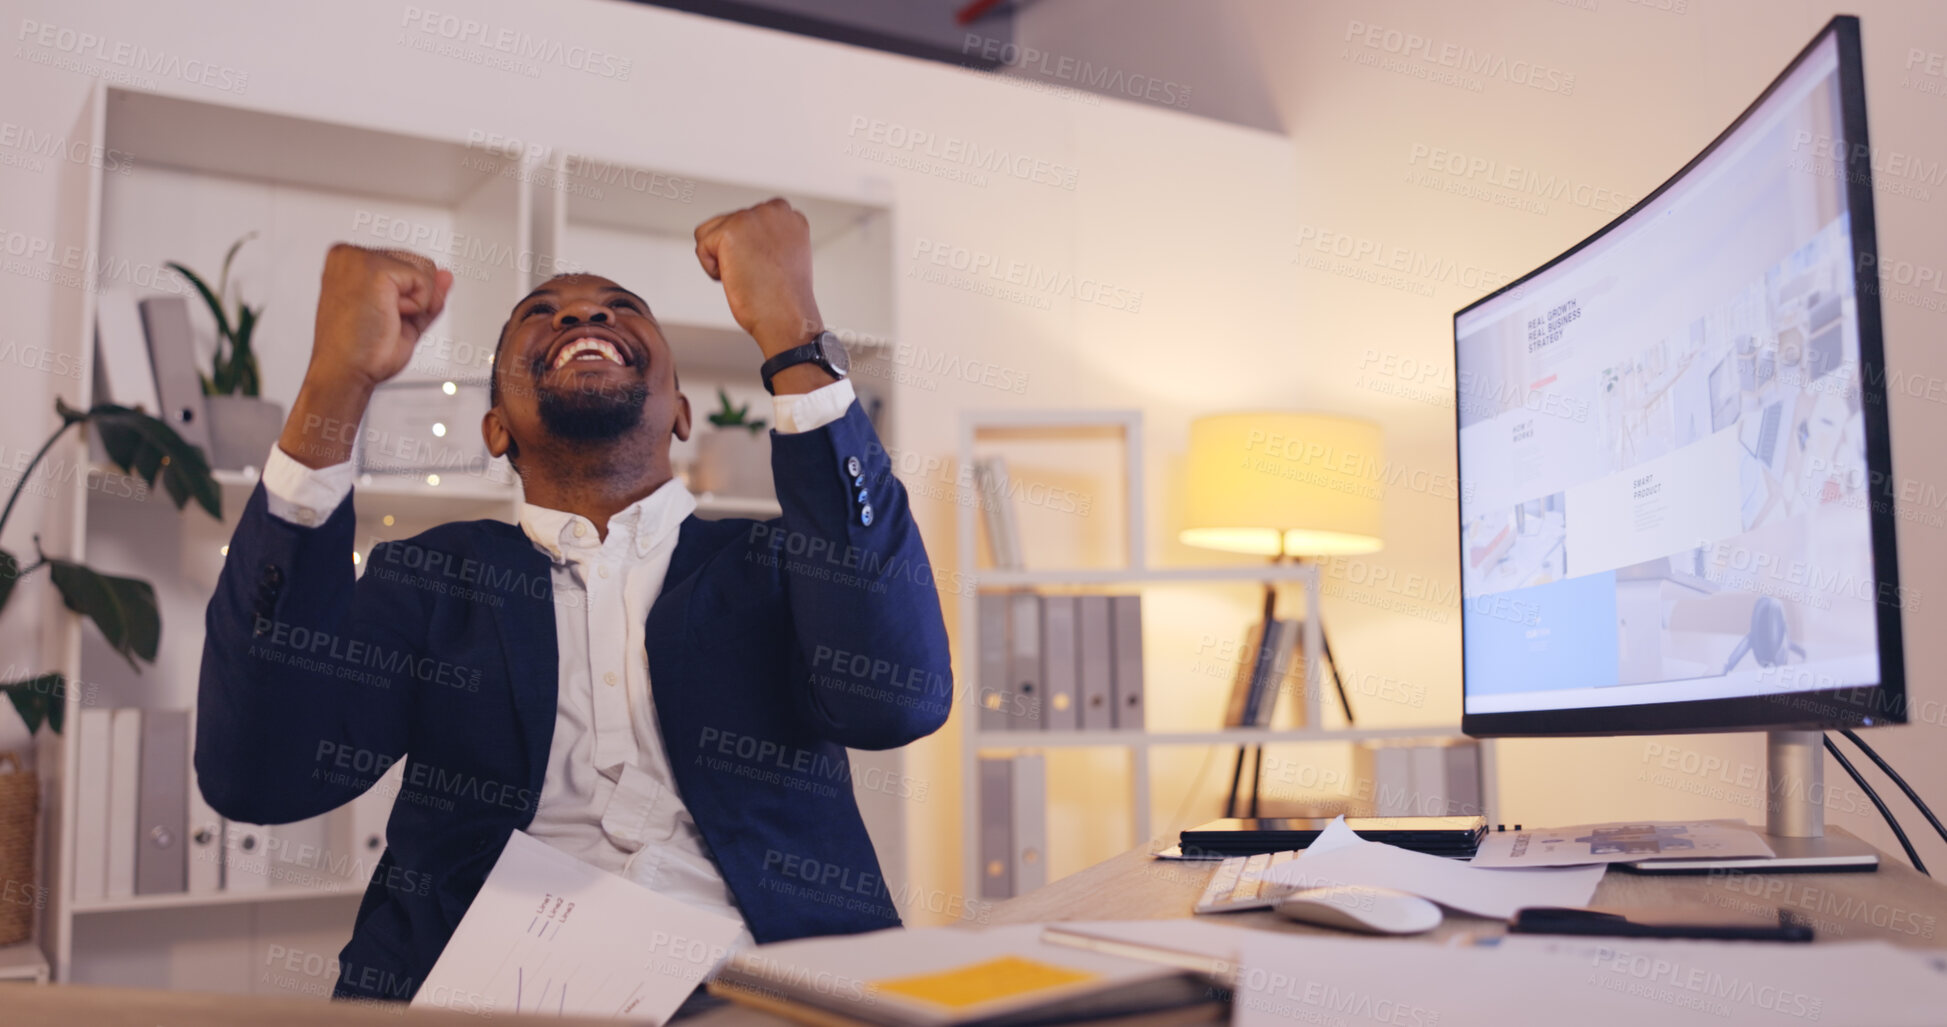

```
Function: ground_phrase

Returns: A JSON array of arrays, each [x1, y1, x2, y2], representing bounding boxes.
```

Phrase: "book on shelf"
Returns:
[[972, 456, 1023, 570]]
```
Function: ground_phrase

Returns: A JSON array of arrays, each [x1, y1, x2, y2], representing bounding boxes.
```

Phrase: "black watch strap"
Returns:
[[760, 331, 843, 394]]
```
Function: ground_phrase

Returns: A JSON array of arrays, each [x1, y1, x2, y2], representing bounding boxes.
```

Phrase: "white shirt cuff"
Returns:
[[769, 379, 856, 434], [261, 443, 354, 527]]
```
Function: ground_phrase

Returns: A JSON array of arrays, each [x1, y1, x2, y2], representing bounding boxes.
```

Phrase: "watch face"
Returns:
[[819, 331, 851, 376]]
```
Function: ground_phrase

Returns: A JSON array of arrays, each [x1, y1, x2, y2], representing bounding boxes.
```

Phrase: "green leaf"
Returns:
[[218, 231, 256, 303], [166, 261, 235, 350], [0, 673, 65, 735], [0, 549, 16, 617], [88, 403, 222, 520], [47, 558, 158, 672], [233, 306, 261, 397]]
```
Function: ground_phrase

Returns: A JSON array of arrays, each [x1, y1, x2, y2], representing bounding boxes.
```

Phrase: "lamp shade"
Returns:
[[1179, 412, 1385, 557]]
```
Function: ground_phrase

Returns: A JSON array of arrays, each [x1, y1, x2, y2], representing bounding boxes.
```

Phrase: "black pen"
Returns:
[[1508, 907, 1816, 942]]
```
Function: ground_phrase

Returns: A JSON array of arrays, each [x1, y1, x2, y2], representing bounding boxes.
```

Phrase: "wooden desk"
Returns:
[[982, 827, 1947, 948], [13, 830, 1946, 1025], [685, 827, 1947, 1025]]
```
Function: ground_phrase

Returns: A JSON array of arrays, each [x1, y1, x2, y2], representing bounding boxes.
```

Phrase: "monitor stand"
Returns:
[[1621, 730, 1879, 873]]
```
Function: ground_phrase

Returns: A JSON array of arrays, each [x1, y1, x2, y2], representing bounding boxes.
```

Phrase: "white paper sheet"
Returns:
[[1233, 931, 1947, 1026], [413, 830, 746, 1023], [1469, 820, 1776, 867], [1258, 816, 1605, 918]]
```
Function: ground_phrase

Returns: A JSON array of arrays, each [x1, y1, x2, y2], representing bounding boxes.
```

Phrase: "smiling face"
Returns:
[[483, 273, 690, 474]]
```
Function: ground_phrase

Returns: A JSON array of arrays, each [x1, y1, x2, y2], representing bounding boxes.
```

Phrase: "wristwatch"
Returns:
[[759, 330, 850, 395]]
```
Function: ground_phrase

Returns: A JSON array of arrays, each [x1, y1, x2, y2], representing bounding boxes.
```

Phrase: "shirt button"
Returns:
[[598, 565, 610, 579], [845, 455, 862, 479], [856, 488, 870, 506], [573, 523, 588, 539], [860, 503, 875, 527], [605, 671, 618, 686], [296, 508, 316, 525]]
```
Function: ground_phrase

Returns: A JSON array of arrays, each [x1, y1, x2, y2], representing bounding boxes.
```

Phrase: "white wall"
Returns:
[[0, 0, 1301, 937]]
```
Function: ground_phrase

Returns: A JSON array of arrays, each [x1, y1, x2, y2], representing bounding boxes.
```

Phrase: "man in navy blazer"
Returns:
[[197, 199, 951, 1004]]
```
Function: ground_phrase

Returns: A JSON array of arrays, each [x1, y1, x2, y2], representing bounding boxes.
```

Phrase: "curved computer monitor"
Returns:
[[1456, 16, 1905, 738]]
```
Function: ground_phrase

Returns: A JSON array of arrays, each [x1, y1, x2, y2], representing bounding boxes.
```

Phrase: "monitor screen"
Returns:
[[1455, 18, 1904, 735]]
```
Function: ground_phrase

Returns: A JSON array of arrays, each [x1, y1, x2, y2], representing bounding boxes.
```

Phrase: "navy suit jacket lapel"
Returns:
[[478, 524, 559, 795]]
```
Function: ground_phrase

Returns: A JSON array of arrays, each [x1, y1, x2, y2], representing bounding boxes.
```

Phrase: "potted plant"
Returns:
[[169, 233, 285, 472], [0, 398, 220, 945], [690, 388, 774, 501]]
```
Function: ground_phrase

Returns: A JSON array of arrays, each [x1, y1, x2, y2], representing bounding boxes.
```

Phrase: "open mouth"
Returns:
[[543, 327, 637, 372]]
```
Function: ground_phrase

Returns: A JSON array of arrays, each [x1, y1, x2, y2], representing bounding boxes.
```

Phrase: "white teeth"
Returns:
[[551, 337, 625, 370]]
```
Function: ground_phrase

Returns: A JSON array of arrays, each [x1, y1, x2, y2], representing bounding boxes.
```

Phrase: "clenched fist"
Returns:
[[310, 244, 454, 391], [692, 198, 823, 358], [278, 244, 453, 470]]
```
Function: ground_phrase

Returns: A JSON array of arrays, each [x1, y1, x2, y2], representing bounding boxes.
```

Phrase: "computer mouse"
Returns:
[[1272, 885, 1443, 935]]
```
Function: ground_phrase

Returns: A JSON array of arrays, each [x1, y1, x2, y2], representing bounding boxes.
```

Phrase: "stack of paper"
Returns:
[[1469, 820, 1774, 868], [413, 831, 745, 1024], [1258, 817, 1605, 918]]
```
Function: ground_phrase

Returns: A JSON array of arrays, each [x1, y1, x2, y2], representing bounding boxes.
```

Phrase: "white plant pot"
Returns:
[[205, 395, 287, 472], [692, 428, 774, 501]]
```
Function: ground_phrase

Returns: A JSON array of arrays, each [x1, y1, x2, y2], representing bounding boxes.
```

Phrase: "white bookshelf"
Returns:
[[33, 81, 904, 987], [955, 410, 1496, 903]]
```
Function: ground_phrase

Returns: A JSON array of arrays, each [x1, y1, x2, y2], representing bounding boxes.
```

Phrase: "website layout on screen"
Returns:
[[1456, 37, 1887, 715]]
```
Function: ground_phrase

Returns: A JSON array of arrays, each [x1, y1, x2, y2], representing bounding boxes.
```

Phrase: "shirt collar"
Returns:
[[519, 478, 697, 565]]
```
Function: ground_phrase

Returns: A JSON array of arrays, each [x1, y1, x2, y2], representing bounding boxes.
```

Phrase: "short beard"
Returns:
[[534, 375, 650, 441]]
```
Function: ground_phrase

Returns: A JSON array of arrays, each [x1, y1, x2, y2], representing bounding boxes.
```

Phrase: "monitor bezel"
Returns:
[[1455, 15, 1908, 738]]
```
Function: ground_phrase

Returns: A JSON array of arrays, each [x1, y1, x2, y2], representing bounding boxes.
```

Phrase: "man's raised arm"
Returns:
[[695, 201, 953, 749], [196, 246, 454, 824]]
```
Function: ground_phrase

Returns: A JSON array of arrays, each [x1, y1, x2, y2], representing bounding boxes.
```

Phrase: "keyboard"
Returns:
[[1194, 850, 1304, 913]]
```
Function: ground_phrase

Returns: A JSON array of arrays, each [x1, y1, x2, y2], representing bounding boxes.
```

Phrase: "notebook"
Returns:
[[709, 924, 1213, 1027]]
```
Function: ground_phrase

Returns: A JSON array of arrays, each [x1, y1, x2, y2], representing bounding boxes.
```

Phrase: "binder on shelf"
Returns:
[[1445, 740, 1483, 817], [225, 822, 272, 892], [977, 593, 1012, 731], [1011, 752, 1047, 895], [1109, 595, 1145, 729], [977, 756, 1013, 900], [72, 708, 113, 902], [1076, 596, 1115, 731], [270, 816, 330, 889], [1040, 595, 1080, 731], [137, 296, 212, 455], [104, 708, 142, 899], [1006, 592, 1044, 731], [185, 707, 224, 894], [135, 710, 189, 895], [94, 286, 160, 414]]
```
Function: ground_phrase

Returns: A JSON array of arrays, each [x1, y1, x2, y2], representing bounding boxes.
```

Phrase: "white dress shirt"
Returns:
[[260, 379, 858, 944]]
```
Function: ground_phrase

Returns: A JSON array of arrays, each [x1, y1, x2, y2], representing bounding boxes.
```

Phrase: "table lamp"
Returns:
[[1180, 412, 1384, 816]]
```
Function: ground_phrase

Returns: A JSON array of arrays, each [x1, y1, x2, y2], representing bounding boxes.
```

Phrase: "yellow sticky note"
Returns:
[[873, 956, 1099, 1009]]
